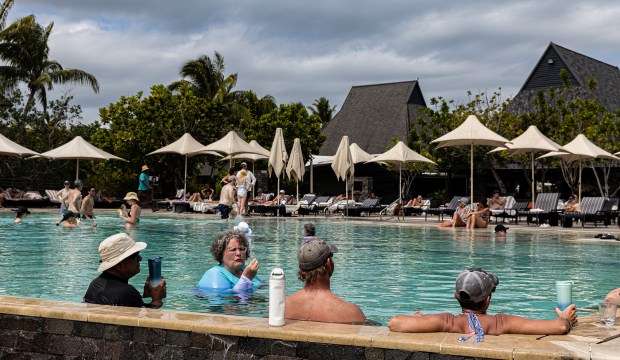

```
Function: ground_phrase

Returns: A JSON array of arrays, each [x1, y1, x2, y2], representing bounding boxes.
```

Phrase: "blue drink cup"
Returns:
[[555, 280, 572, 311], [148, 256, 163, 288]]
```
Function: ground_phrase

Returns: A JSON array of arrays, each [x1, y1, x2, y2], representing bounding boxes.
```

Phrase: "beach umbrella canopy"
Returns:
[[538, 134, 619, 201], [431, 115, 510, 202], [489, 125, 561, 207], [147, 133, 219, 198], [349, 143, 375, 164], [366, 141, 435, 216], [268, 128, 288, 205], [222, 140, 270, 162], [36, 136, 127, 181], [192, 131, 262, 157], [331, 136, 354, 215], [286, 138, 305, 203], [0, 133, 39, 157]]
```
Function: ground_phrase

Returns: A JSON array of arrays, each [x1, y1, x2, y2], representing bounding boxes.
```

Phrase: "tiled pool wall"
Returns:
[[1, 296, 618, 359]]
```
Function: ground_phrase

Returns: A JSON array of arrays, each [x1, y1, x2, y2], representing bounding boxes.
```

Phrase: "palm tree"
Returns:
[[0, 15, 99, 119], [168, 51, 238, 102], [308, 97, 336, 126]]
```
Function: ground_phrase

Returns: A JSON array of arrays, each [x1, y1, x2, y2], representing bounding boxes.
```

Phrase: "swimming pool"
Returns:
[[0, 212, 618, 325]]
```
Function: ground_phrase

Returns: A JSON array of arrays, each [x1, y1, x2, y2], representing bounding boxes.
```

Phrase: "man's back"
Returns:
[[286, 288, 366, 324]]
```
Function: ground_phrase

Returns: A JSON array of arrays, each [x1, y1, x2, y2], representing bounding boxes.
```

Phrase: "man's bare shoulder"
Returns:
[[286, 290, 365, 323]]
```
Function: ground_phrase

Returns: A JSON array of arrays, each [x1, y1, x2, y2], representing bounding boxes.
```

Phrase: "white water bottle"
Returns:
[[269, 268, 286, 326]]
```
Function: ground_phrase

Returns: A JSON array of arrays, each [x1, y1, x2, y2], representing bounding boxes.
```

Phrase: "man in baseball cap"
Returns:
[[388, 267, 577, 336], [285, 237, 366, 323], [84, 233, 166, 308]]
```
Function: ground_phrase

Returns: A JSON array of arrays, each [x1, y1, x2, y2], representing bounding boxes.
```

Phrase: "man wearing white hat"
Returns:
[[84, 233, 166, 308]]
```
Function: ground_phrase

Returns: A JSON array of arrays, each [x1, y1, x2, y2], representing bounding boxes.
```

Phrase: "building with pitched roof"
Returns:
[[508, 42, 620, 115], [319, 80, 426, 155]]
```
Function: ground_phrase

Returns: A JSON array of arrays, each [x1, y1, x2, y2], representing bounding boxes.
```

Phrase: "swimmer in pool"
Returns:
[[196, 230, 260, 291], [285, 237, 366, 324], [388, 268, 577, 336]]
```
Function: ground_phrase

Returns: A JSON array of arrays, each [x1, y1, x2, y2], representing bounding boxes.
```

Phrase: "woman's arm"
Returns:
[[388, 312, 454, 333]]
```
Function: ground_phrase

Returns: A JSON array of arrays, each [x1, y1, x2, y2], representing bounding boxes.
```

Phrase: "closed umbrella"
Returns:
[[366, 141, 435, 218], [0, 133, 39, 157], [431, 115, 510, 202], [538, 134, 619, 202], [268, 128, 288, 211], [147, 133, 220, 198], [489, 125, 561, 207], [331, 136, 354, 215], [36, 136, 127, 181], [286, 138, 305, 203]]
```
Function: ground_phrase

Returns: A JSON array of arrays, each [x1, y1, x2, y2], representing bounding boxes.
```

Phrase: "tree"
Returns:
[[91, 84, 227, 196], [308, 97, 336, 126], [0, 15, 99, 125]]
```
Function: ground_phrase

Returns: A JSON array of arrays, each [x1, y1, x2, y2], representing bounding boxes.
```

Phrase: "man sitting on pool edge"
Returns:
[[285, 237, 366, 324], [388, 267, 577, 337], [84, 233, 166, 308]]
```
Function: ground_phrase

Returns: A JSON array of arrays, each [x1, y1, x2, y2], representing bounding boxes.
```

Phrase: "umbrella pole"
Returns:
[[310, 158, 314, 194], [399, 163, 402, 220], [531, 153, 535, 208], [578, 159, 582, 203], [345, 175, 348, 218], [296, 180, 299, 206], [76, 159, 80, 181], [252, 161, 256, 199], [277, 177, 280, 218], [184, 154, 188, 199], [470, 144, 474, 203]]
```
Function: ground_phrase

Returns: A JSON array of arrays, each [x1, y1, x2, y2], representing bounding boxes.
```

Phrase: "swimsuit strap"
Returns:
[[458, 312, 485, 343]]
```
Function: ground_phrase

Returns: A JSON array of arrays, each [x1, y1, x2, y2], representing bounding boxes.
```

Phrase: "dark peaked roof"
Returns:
[[509, 42, 620, 114], [319, 80, 426, 155]]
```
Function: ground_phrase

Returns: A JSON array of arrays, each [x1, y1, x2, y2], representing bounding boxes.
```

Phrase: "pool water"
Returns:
[[1, 212, 618, 325]]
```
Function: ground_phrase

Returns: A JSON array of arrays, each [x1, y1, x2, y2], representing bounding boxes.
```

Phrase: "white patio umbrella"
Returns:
[[286, 138, 305, 203], [366, 141, 435, 218], [431, 115, 510, 202], [349, 143, 375, 164], [268, 128, 288, 208], [147, 133, 220, 198], [331, 136, 354, 215], [489, 125, 561, 207], [538, 134, 619, 202], [191, 131, 264, 165], [0, 133, 39, 157], [36, 136, 127, 181]]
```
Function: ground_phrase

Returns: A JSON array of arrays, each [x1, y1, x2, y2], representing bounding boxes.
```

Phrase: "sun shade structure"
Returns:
[[366, 141, 435, 218], [192, 131, 263, 159], [147, 133, 220, 198], [0, 133, 39, 157], [36, 136, 127, 181], [268, 128, 288, 208], [538, 134, 619, 202], [431, 115, 510, 202], [349, 142, 375, 164], [331, 136, 354, 216], [286, 138, 305, 203], [489, 125, 561, 207]]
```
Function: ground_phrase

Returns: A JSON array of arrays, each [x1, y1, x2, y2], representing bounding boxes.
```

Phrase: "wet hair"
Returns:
[[303, 223, 316, 236], [298, 263, 329, 286], [210, 230, 250, 264], [457, 294, 487, 312]]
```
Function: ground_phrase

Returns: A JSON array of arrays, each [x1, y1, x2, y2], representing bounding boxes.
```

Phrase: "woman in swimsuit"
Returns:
[[236, 170, 250, 216], [467, 200, 490, 229], [120, 192, 141, 228]]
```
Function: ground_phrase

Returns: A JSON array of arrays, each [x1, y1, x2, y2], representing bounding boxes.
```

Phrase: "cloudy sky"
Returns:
[[9, 1, 620, 123]]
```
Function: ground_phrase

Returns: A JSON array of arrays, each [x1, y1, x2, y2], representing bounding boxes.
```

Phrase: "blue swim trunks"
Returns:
[[218, 204, 231, 219]]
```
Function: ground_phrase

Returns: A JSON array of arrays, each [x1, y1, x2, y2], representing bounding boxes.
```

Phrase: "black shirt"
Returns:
[[84, 272, 147, 307]]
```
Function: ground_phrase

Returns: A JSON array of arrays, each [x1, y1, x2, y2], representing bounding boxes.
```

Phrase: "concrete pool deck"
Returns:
[[1, 207, 619, 359]]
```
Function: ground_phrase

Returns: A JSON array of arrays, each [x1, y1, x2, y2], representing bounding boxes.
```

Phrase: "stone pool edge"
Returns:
[[1, 296, 619, 359]]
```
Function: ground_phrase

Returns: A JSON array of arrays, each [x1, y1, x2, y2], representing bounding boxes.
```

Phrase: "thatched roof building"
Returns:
[[319, 80, 427, 155]]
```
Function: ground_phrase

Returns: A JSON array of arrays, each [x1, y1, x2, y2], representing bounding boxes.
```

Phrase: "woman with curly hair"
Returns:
[[197, 230, 261, 291]]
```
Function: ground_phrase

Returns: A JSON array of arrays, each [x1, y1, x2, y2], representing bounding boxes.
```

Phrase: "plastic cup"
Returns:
[[148, 256, 163, 288], [555, 281, 572, 311], [599, 302, 617, 326]]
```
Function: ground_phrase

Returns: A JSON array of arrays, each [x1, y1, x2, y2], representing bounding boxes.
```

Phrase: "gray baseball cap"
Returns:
[[297, 237, 338, 271], [455, 268, 499, 304]]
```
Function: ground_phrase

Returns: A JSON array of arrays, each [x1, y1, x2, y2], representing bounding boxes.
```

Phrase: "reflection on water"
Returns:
[[0, 212, 618, 325]]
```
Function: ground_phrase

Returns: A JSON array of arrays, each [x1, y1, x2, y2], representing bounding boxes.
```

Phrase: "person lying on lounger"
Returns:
[[388, 267, 577, 337], [437, 198, 470, 228]]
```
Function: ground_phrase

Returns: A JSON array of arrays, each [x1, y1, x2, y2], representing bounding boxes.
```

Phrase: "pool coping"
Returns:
[[1, 296, 618, 359]]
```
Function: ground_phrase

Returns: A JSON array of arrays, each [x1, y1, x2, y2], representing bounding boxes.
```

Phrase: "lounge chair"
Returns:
[[489, 196, 515, 223], [425, 196, 463, 221], [519, 193, 560, 226], [346, 198, 382, 216], [403, 198, 431, 216], [296, 194, 317, 216], [500, 200, 530, 224], [574, 197, 609, 228], [3, 190, 51, 208]]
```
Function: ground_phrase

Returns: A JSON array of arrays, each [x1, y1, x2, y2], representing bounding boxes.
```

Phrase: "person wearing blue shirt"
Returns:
[[138, 165, 153, 210], [197, 230, 260, 291]]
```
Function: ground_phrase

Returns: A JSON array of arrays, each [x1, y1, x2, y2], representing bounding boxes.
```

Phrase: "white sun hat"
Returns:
[[97, 233, 147, 272], [234, 221, 252, 236]]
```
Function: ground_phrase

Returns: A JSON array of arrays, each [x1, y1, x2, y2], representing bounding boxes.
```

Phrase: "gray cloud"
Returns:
[[9, 1, 620, 122]]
